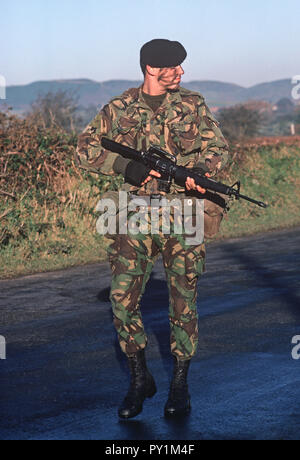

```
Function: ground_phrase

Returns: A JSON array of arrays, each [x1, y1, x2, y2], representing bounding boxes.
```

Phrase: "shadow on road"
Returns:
[[220, 240, 300, 320], [97, 270, 172, 378], [118, 414, 197, 440], [96, 232, 300, 385]]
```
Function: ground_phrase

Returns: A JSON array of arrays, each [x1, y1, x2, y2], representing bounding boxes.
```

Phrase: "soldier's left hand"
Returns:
[[185, 173, 211, 194]]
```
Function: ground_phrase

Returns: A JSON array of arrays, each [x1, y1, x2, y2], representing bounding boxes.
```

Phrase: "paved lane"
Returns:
[[1, 227, 300, 440]]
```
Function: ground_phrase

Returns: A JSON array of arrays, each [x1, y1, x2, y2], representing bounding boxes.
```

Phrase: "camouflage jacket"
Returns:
[[76, 86, 229, 195]]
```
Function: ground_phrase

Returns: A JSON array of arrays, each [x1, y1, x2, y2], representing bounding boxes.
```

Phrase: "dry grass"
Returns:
[[0, 109, 120, 278], [1, 108, 300, 279]]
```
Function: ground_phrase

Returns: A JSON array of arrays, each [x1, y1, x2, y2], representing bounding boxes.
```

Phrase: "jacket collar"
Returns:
[[136, 85, 182, 110]]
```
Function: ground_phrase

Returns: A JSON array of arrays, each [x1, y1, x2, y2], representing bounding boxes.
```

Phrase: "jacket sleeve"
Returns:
[[194, 99, 229, 177], [75, 103, 120, 176]]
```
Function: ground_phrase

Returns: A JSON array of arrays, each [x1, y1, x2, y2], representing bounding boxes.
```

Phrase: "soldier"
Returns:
[[76, 39, 229, 419]]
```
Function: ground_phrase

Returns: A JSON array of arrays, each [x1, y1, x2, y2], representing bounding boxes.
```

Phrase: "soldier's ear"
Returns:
[[145, 65, 160, 76]]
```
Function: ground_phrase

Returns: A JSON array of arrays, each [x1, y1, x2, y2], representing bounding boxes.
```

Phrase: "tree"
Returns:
[[29, 90, 80, 132], [275, 98, 294, 115], [294, 107, 300, 124], [218, 105, 262, 143]]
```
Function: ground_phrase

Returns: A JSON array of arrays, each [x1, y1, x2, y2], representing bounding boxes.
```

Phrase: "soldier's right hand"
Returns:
[[141, 170, 161, 186]]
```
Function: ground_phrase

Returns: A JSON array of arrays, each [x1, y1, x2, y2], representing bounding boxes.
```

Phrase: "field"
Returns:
[[1, 112, 300, 279], [243, 135, 300, 146], [218, 139, 300, 239]]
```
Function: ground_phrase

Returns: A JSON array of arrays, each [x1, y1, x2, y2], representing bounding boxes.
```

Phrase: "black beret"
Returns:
[[140, 39, 187, 72]]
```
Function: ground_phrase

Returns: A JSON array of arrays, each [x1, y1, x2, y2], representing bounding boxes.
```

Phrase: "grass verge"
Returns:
[[1, 142, 300, 279]]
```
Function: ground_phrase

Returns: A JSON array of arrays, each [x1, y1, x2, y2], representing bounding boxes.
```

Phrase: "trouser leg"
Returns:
[[107, 233, 159, 356], [162, 237, 205, 416], [162, 238, 206, 361]]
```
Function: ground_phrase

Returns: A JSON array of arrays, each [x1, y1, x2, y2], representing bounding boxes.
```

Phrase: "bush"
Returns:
[[0, 107, 122, 277], [218, 105, 262, 143]]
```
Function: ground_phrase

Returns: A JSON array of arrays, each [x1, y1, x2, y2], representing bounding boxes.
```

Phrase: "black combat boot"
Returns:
[[164, 357, 191, 417], [118, 349, 157, 419]]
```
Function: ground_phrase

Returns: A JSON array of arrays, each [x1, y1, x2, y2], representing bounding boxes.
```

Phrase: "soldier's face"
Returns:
[[157, 65, 184, 89]]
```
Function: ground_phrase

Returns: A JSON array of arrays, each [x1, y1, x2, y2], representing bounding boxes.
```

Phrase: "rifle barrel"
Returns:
[[234, 192, 268, 208]]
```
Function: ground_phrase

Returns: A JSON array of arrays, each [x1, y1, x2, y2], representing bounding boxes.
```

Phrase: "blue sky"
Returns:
[[1, 0, 299, 87]]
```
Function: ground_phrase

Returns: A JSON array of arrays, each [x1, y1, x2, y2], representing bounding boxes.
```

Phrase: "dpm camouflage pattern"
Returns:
[[76, 86, 229, 195], [107, 210, 205, 360], [76, 85, 228, 359]]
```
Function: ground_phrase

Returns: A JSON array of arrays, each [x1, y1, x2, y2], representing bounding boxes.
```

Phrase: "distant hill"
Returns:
[[0, 78, 295, 114], [185, 79, 295, 107]]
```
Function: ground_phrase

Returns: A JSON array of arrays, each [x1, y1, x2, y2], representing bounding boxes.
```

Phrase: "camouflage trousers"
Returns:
[[106, 210, 205, 361]]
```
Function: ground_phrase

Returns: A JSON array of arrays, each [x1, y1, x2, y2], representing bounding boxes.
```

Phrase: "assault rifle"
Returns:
[[101, 137, 268, 208]]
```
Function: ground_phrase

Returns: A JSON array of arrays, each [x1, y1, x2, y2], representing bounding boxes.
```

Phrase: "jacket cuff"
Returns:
[[124, 161, 151, 186], [112, 156, 131, 176]]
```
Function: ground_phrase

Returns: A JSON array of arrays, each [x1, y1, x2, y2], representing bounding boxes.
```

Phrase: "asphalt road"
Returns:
[[1, 227, 300, 440]]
